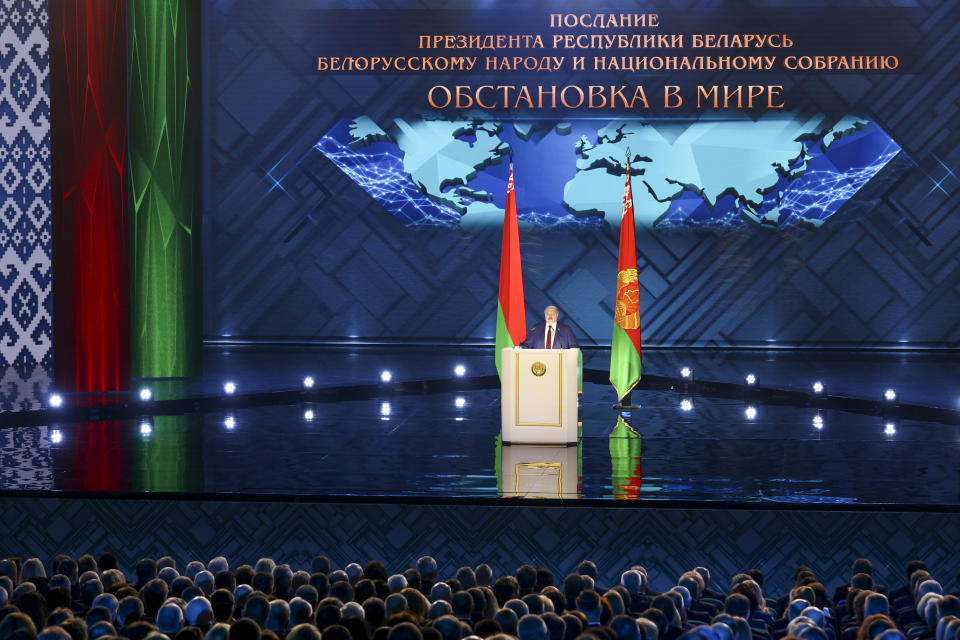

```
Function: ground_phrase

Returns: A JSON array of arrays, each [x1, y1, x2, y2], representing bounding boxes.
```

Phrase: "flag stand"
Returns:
[[613, 392, 640, 411]]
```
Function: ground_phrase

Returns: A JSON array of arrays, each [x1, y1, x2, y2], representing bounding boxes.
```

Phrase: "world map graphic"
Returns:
[[316, 112, 900, 231]]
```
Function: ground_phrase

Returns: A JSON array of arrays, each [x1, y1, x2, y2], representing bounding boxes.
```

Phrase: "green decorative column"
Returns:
[[128, 0, 202, 378], [136, 414, 205, 492]]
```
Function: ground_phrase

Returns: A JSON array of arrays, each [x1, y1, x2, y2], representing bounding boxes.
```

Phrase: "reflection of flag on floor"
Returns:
[[610, 415, 642, 499], [610, 159, 643, 400], [495, 161, 526, 378]]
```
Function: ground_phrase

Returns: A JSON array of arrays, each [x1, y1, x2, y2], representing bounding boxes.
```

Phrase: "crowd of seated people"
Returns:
[[0, 554, 957, 640]]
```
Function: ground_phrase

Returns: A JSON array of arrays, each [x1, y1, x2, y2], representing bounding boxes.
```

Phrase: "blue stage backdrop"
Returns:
[[203, 1, 960, 349]]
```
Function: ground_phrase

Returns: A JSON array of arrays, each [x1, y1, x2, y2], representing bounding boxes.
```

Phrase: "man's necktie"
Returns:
[[546, 326, 553, 349]]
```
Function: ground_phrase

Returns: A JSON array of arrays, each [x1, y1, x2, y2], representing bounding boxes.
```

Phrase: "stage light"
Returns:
[[680, 367, 692, 379], [140, 420, 153, 436], [745, 374, 757, 386], [813, 414, 824, 429], [303, 408, 315, 421], [380, 402, 392, 418], [455, 416, 464, 422], [883, 388, 897, 402], [745, 406, 757, 420], [49, 393, 63, 408], [302, 376, 315, 389], [380, 370, 392, 383], [680, 398, 693, 412], [50, 429, 63, 444], [224, 415, 236, 430], [454, 364, 466, 377], [139, 387, 152, 401], [884, 422, 896, 436], [812, 381, 824, 394], [455, 396, 466, 408], [223, 381, 237, 395]]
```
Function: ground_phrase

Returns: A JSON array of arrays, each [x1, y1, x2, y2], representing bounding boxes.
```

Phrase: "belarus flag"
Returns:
[[495, 161, 526, 378], [609, 158, 643, 400]]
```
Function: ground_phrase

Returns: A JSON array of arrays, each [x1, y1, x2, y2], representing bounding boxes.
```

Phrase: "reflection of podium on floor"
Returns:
[[499, 443, 581, 498], [500, 348, 579, 445]]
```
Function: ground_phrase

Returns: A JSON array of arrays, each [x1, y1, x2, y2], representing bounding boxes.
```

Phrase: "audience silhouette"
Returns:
[[0, 556, 944, 640]]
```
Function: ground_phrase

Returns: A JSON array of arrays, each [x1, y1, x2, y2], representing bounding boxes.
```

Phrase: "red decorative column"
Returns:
[[49, 0, 130, 393]]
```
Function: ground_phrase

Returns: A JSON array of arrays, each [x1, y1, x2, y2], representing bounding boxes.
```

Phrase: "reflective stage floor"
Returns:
[[1, 346, 959, 506]]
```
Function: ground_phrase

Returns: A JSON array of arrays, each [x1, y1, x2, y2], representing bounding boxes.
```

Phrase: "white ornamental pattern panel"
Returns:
[[0, 0, 51, 370]]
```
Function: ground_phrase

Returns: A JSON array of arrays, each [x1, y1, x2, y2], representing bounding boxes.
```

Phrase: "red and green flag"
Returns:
[[495, 161, 526, 377], [609, 159, 643, 400], [610, 415, 642, 499]]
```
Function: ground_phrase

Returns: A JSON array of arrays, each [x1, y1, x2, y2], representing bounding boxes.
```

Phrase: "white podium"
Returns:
[[500, 348, 579, 445], [499, 443, 581, 498]]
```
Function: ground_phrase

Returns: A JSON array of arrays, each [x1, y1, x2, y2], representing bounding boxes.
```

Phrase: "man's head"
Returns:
[[620, 571, 644, 596], [576, 590, 601, 623], [517, 614, 549, 640], [544, 306, 559, 325], [417, 556, 438, 580]]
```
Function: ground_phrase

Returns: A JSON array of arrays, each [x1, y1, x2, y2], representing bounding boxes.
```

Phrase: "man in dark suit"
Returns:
[[519, 306, 579, 349]]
